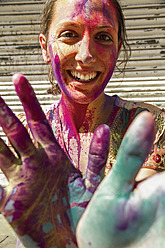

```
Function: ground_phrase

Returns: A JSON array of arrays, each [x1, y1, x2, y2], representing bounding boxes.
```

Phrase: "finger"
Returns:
[[77, 112, 156, 248], [0, 138, 18, 177], [0, 96, 36, 158], [99, 111, 156, 196], [12, 74, 59, 148], [85, 124, 110, 193]]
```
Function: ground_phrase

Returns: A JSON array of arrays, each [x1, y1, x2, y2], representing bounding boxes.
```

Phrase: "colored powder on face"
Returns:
[[54, 54, 61, 83], [49, 44, 60, 83], [102, 0, 117, 28], [71, 0, 88, 19], [92, 65, 115, 100], [103, 0, 111, 21], [49, 44, 66, 95], [84, 0, 91, 20]]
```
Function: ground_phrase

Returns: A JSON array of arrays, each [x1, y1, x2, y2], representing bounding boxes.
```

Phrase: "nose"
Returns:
[[75, 33, 96, 64]]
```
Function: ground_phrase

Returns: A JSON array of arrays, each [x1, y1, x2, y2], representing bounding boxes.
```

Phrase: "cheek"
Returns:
[[106, 50, 117, 72], [95, 42, 118, 71], [49, 44, 75, 99], [100, 45, 118, 88], [49, 43, 64, 87], [51, 39, 76, 63]]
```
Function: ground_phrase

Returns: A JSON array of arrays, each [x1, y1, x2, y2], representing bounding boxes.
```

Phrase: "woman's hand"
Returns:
[[77, 111, 165, 248], [0, 74, 110, 248]]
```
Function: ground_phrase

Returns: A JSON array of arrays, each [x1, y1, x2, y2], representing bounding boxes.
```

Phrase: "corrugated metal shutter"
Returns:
[[0, 0, 165, 142], [0, 0, 59, 142], [108, 0, 165, 107]]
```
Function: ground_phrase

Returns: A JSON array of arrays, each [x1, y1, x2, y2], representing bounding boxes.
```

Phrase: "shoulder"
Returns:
[[108, 95, 165, 144], [113, 95, 165, 134], [112, 95, 165, 171], [113, 95, 164, 118]]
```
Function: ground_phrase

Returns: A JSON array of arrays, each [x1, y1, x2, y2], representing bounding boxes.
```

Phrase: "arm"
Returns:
[[0, 74, 110, 248]]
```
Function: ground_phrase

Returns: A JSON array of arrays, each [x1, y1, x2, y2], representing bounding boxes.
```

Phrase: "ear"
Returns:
[[39, 33, 51, 63]]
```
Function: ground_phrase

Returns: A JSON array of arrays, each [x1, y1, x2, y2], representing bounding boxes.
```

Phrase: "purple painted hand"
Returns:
[[77, 112, 165, 248], [0, 74, 110, 248]]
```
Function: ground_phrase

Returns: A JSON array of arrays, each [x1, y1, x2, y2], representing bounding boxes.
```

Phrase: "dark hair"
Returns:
[[110, 0, 131, 74], [41, 0, 131, 95]]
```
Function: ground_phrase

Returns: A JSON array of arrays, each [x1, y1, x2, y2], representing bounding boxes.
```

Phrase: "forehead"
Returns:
[[51, 0, 118, 30]]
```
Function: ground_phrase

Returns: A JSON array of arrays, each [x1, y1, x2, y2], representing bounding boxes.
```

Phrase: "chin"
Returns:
[[65, 89, 102, 105]]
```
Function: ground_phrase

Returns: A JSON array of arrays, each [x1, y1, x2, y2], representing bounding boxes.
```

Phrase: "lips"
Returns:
[[69, 70, 99, 82]]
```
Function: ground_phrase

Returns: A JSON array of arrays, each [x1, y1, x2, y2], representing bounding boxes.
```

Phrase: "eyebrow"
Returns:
[[97, 25, 116, 31], [57, 22, 80, 28], [56, 22, 116, 32]]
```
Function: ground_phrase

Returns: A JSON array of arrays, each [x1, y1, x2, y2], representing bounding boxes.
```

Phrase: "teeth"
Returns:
[[70, 71, 97, 82], [85, 74, 89, 81]]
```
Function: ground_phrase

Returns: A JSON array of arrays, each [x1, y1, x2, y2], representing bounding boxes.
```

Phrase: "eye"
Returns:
[[59, 30, 78, 39], [95, 32, 113, 43], [58, 30, 79, 44]]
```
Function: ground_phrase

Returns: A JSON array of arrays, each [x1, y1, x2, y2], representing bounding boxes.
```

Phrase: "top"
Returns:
[[45, 95, 165, 175]]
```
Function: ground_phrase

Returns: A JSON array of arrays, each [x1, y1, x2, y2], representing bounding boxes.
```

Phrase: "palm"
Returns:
[[77, 111, 165, 248], [0, 74, 110, 248]]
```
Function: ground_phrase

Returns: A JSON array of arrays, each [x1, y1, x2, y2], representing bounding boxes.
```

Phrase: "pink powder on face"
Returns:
[[48, 0, 119, 104], [48, 44, 67, 97]]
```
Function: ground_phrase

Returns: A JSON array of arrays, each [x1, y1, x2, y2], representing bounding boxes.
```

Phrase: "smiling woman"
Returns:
[[38, 0, 165, 175], [38, 0, 125, 174], [0, 0, 165, 248], [40, 0, 119, 104]]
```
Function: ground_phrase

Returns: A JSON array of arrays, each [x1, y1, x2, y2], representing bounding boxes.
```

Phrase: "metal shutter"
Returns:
[[0, 0, 59, 142], [0, 0, 165, 141], [107, 0, 165, 107]]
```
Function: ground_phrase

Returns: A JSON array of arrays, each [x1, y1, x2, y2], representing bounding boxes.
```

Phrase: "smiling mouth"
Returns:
[[69, 70, 100, 82]]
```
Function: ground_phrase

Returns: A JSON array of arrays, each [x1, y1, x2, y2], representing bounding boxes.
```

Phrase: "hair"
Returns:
[[40, 0, 131, 95]]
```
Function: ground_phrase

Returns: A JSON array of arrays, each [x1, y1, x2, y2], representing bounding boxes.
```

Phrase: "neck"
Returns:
[[59, 93, 113, 132], [60, 94, 87, 131]]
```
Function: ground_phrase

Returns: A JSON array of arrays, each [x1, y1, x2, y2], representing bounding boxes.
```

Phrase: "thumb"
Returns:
[[99, 111, 156, 197], [85, 124, 110, 193]]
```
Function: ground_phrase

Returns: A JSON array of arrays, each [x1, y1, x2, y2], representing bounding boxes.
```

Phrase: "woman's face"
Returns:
[[47, 0, 120, 104]]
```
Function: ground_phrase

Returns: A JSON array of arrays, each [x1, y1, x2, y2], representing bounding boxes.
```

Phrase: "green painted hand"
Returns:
[[77, 111, 165, 248]]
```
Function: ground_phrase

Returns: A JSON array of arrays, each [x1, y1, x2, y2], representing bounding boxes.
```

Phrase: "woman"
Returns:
[[0, 0, 165, 247], [39, 0, 165, 179]]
